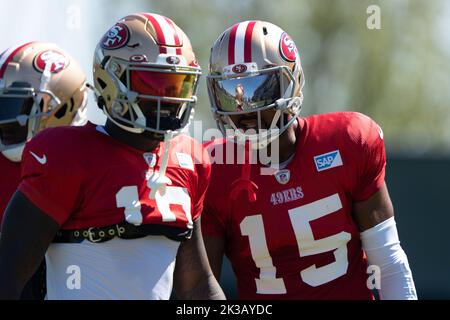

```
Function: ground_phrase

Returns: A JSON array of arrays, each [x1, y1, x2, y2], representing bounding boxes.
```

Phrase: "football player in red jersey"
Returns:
[[202, 20, 417, 300], [0, 41, 88, 224], [0, 13, 225, 300], [0, 41, 88, 299]]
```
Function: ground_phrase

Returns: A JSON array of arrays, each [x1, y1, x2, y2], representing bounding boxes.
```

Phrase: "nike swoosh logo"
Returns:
[[30, 151, 47, 164]]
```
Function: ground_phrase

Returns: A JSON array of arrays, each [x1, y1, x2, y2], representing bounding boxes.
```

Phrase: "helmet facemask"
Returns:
[[207, 63, 305, 149], [97, 56, 201, 138], [0, 76, 61, 158]]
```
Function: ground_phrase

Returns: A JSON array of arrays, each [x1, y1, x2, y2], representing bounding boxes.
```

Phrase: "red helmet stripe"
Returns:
[[230, 21, 252, 64], [163, 17, 182, 55], [228, 23, 239, 65], [244, 21, 256, 63], [0, 42, 34, 78], [141, 13, 167, 54]]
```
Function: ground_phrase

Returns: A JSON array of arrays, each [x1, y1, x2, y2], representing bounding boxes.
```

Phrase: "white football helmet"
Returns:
[[207, 20, 305, 149]]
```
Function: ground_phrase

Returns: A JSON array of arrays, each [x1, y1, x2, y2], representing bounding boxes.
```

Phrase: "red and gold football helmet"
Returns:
[[0, 41, 88, 161], [93, 13, 201, 137], [207, 20, 305, 149]]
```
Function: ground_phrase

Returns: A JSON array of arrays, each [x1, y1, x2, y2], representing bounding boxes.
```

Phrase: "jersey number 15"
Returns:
[[240, 193, 351, 293]]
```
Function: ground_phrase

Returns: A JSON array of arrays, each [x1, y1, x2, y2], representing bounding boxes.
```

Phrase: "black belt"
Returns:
[[53, 222, 192, 243]]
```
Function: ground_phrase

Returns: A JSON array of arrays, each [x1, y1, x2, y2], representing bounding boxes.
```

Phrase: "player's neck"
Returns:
[[104, 120, 161, 152]]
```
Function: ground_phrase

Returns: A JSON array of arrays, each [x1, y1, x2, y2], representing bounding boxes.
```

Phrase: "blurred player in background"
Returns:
[[202, 20, 417, 300], [0, 13, 224, 300], [0, 41, 88, 299]]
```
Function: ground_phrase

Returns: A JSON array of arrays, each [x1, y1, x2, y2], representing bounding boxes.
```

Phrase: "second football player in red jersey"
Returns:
[[0, 13, 225, 300], [0, 154, 20, 221], [202, 20, 417, 300], [0, 41, 88, 222], [0, 41, 88, 299]]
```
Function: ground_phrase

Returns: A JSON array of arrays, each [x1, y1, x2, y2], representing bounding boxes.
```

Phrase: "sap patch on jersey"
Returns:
[[314, 150, 343, 172]]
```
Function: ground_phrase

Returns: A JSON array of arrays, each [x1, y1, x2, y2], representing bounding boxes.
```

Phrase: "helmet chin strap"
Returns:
[[255, 109, 282, 150], [148, 131, 173, 199], [232, 95, 303, 151], [129, 101, 147, 130], [103, 105, 145, 134]]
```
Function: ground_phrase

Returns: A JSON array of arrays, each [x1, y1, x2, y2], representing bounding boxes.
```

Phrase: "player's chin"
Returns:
[[141, 130, 165, 142], [236, 120, 270, 132]]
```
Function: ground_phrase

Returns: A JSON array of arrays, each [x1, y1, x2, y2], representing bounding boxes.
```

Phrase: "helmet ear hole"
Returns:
[[39, 99, 45, 111], [69, 97, 75, 113], [54, 103, 68, 119], [97, 96, 106, 109], [119, 72, 128, 87], [97, 78, 107, 90], [263, 26, 268, 35]]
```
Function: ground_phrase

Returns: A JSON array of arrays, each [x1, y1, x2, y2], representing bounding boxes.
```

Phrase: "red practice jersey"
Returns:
[[0, 153, 21, 225], [202, 112, 386, 299], [19, 123, 210, 239]]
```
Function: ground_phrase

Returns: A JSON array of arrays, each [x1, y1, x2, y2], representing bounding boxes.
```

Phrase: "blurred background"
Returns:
[[1, 0, 449, 299]]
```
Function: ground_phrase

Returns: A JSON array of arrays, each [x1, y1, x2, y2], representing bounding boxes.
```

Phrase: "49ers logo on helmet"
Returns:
[[166, 56, 181, 65], [232, 64, 247, 73], [101, 23, 130, 50], [34, 50, 69, 73], [279, 32, 298, 62]]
